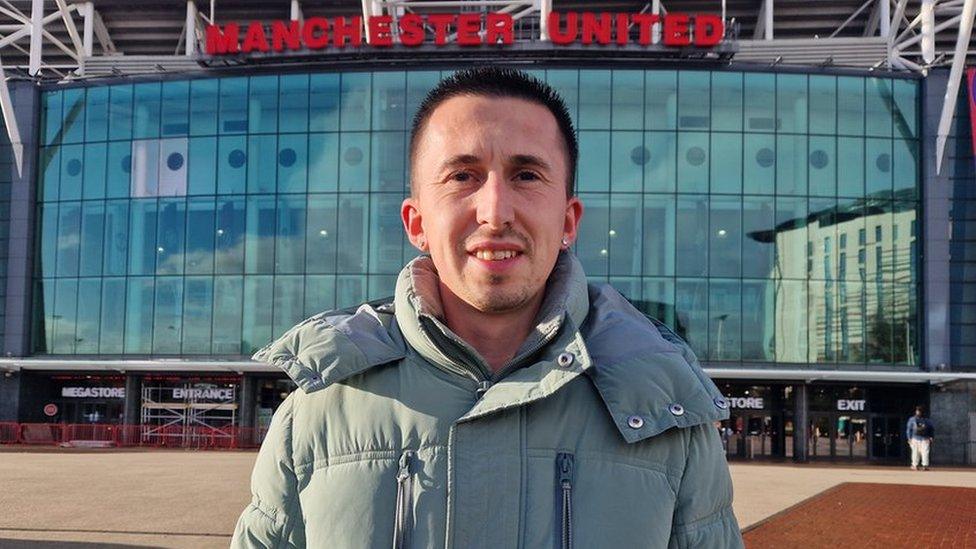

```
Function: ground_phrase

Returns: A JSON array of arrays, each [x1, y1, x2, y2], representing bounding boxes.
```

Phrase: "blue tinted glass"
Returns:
[[743, 133, 775, 195], [642, 194, 675, 276], [709, 279, 741, 361], [577, 131, 610, 192], [644, 131, 676, 193], [99, 277, 125, 353], [744, 73, 774, 132], [809, 75, 837, 135], [340, 73, 372, 131], [212, 275, 243, 354], [43, 91, 63, 146], [611, 132, 643, 192], [837, 137, 864, 198], [775, 279, 808, 362], [808, 136, 836, 197], [776, 74, 807, 134], [39, 204, 58, 278], [59, 144, 83, 201], [309, 74, 340, 132], [156, 199, 186, 275], [105, 141, 131, 198], [308, 133, 339, 192], [711, 72, 742, 132], [102, 200, 129, 276], [245, 195, 276, 273], [128, 199, 158, 275], [337, 275, 366, 309], [109, 85, 133, 140], [742, 196, 775, 279], [161, 80, 190, 136], [369, 194, 405, 274], [546, 70, 579, 128], [247, 135, 278, 193], [132, 82, 161, 139], [273, 276, 305, 338], [339, 133, 370, 191], [242, 275, 273, 353], [612, 70, 643, 130], [865, 77, 893, 137], [371, 132, 405, 192], [83, 143, 107, 199], [710, 195, 741, 277], [337, 194, 368, 272], [276, 195, 307, 274], [190, 79, 219, 136], [710, 133, 742, 194], [80, 201, 105, 277], [215, 196, 245, 273], [85, 87, 109, 142], [188, 137, 217, 195], [280, 74, 310, 133], [608, 194, 642, 276], [56, 202, 81, 276], [641, 278, 675, 327], [186, 196, 215, 274], [576, 193, 608, 277], [675, 278, 708, 356], [278, 133, 308, 193], [676, 195, 708, 276], [373, 71, 406, 131], [837, 77, 865, 135], [62, 89, 85, 144], [306, 194, 338, 274], [219, 77, 248, 134], [53, 279, 79, 353], [182, 276, 214, 353], [578, 70, 611, 130], [893, 79, 917, 139], [776, 135, 807, 196], [678, 71, 709, 130], [742, 280, 774, 361], [217, 135, 247, 194], [865, 138, 892, 198], [893, 139, 918, 198], [775, 197, 807, 280], [153, 277, 184, 353], [249, 76, 278, 134], [124, 277, 155, 353], [677, 132, 708, 193]]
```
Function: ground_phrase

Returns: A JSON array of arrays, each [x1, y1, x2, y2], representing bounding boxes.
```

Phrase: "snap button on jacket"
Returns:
[[232, 253, 744, 549]]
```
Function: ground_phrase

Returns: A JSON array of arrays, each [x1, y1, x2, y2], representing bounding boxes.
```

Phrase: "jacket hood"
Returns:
[[252, 252, 728, 443]]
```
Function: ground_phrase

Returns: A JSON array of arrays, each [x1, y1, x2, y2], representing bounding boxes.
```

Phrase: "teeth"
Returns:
[[474, 249, 518, 261]]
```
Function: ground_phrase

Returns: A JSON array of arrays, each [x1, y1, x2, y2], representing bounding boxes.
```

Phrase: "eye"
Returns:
[[515, 170, 540, 182], [449, 170, 476, 183]]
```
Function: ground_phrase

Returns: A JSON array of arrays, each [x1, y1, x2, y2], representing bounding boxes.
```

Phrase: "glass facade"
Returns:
[[33, 69, 920, 364]]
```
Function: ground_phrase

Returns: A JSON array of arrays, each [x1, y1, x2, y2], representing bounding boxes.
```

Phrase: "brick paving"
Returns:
[[743, 482, 976, 548]]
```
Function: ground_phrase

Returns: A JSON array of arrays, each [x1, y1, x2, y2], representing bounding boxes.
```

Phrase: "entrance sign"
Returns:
[[205, 12, 724, 55], [836, 399, 866, 411], [172, 387, 234, 400]]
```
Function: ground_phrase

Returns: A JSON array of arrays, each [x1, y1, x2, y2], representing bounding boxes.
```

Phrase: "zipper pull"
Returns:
[[557, 452, 574, 487], [476, 380, 492, 399], [397, 450, 414, 482]]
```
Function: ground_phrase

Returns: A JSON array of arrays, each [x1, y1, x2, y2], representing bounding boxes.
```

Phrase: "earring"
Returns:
[[561, 237, 570, 248], [418, 237, 426, 250]]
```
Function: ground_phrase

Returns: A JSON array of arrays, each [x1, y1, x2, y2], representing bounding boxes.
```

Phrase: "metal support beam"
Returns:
[[28, 0, 41, 75], [921, 0, 936, 63], [829, 0, 874, 39], [880, 0, 890, 38], [889, 0, 909, 66], [81, 2, 93, 57], [936, 0, 976, 174], [538, 0, 551, 40], [291, 0, 303, 22], [185, 0, 197, 55], [54, 0, 83, 57], [0, 54, 24, 175], [754, 0, 772, 40], [652, 0, 662, 44], [865, 0, 882, 36], [92, 9, 116, 54]]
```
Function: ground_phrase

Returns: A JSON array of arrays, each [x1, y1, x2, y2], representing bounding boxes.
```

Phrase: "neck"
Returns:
[[438, 283, 544, 373]]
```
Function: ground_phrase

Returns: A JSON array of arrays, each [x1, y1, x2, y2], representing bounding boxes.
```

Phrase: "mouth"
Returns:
[[469, 249, 522, 261]]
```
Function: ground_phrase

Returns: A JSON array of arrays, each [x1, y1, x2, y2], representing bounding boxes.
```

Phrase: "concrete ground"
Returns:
[[1, 448, 975, 548]]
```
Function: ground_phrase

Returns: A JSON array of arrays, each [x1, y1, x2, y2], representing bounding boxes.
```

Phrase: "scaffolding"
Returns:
[[140, 382, 237, 448]]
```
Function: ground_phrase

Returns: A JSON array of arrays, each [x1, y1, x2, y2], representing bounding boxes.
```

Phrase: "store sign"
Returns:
[[726, 396, 765, 410], [61, 387, 125, 399], [205, 12, 723, 55], [173, 387, 234, 400], [836, 399, 866, 411]]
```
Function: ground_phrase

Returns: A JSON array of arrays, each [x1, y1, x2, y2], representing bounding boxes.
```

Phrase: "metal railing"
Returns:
[[0, 422, 269, 449]]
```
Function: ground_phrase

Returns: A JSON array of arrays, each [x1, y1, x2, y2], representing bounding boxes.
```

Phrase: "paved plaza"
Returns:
[[1, 449, 975, 548]]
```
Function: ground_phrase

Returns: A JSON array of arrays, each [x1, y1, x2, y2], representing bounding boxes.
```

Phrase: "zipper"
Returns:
[[475, 380, 492, 399], [492, 319, 566, 382], [393, 450, 415, 549], [555, 452, 575, 549]]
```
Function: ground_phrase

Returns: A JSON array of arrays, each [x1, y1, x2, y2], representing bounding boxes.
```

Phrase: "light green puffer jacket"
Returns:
[[232, 252, 742, 549]]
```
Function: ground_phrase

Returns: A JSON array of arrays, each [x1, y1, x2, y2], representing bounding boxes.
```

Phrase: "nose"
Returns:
[[475, 172, 515, 230]]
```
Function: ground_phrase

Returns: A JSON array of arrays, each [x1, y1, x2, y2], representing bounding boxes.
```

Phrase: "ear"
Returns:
[[401, 196, 427, 251], [562, 196, 584, 246]]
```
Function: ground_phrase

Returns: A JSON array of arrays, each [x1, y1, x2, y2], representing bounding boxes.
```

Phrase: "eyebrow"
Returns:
[[510, 154, 552, 172], [438, 154, 481, 173], [437, 153, 553, 174]]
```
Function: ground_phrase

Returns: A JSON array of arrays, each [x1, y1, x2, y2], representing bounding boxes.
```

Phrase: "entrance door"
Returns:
[[871, 415, 906, 461], [809, 414, 832, 458], [835, 414, 869, 459], [722, 413, 780, 459]]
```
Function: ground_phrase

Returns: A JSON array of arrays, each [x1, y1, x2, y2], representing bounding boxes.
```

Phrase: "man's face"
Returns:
[[402, 94, 583, 314]]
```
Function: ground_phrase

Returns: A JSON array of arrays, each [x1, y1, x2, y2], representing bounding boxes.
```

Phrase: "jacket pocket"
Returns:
[[555, 452, 575, 549], [393, 450, 416, 549]]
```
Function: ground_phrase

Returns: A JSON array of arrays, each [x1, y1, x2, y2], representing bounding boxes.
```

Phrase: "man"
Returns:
[[906, 405, 935, 471], [232, 67, 742, 548]]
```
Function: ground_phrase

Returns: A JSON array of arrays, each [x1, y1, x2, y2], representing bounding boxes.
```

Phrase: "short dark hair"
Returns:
[[408, 66, 578, 196]]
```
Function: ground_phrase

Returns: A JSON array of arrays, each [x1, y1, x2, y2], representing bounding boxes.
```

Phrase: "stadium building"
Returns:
[[0, 0, 974, 464]]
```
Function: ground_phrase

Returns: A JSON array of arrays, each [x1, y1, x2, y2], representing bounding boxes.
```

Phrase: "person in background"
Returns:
[[906, 405, 935, 471]]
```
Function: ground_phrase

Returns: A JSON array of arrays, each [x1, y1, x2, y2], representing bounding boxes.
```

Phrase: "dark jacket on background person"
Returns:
[[231, 252, 743, 548], [906, 415, 935, 441]]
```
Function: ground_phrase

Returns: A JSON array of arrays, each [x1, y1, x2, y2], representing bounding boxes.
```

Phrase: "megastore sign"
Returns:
[[205, 12, 724, 54]]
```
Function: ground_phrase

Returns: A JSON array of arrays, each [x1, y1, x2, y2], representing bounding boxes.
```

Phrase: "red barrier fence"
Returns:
[[0, 422, 269, 449]]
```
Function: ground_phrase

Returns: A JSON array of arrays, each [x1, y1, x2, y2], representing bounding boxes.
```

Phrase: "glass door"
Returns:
[[871, 415, 906, 461], [835, 414, 869, 459], [809, 414, 833, 458]]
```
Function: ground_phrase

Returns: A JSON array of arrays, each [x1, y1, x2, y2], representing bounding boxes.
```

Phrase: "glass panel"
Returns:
[[865, 77, 893, 137], [810, 198, 837, 281], [577, 131, 610, 192], [217, 135, 247, 194], [305, 275, 336, 315], [156, 199, 186, 275], [775, 197, 807, 280], [182, 276, 214, 354], [837, 278, 864, 362], [56, 202, 81, 277], [677, 132, 708, 193], [709, 195, 741, 277], [578, 70, 611, 130], [865, 281, 892, 363], [744, 73, 775, 132], [42, 91, 63, 146], [161, 80, 190, 136], [678, 71, 709, 130], [642, 194, 675, 276], [124, 277, 155, 353], [893, 79, 917, 139], [245, 195, 276, 273], [247, 135, 277, 194], [36, 279, 55, 353], [337, 194, 368, 272], [808, 136, 836, 197], [742, 196, 775, 279], [576, 193, 609, 277], [373, 71, 407, 131], [809, 277, 837, 363], [612, 70, 643, 130], [85, 87, 109, 142], [215, 196, 245, 273], [837, 137, 864, 198], [132, 82, 161, 139], [249, 75, 278, 134], [711, 133, 742, 194], [187, 137, 217, 195], [219, 77, 248, 134], [83, 143, 107, 200], [62, 88, 85, 144], [39, 204, 58, 278], [742, 279, 775, 361], [212, 275, 243, 354], [371, 132, 406, 192], [40, 147, 60, 202], [186, 196, 215, 274], [242, 276, 274, 354], [276, 195, 306, 274], [610, 132, 643, 192], [709, 279, 741, 361], [369, 194, 404, 274], [865, 138, 892, 198], [99, 277, 125, 353], [309, 73, 340, 132], [776, 135, 807, 196], [273, 275, 305, 337], [546, 70, 580, 128], [743, 134, 775, 195], [676, 195, 708, 276], [279, 74, 310, 133], [189, 78, 219, 136], [337, 275, 366, 309], [109, 85, 133, 141], [711, 72, 742, 132], [775, 279, 808, 363], [105, 141, 131, 199], [79, 201, 104, 277], [644, 131, 676, 193], [153, 277, 183, 353], [837, 77, 865, 136], [777, 74, 807, 134], [59, 144, 83, 201], [102, 201, 128, 276], [809, 75, 837, 135], [339, 132, 370, 191], [306, 194, 338, 274], [675, 278, 708, 357], [128, 199, 157, 275], [893, 139, 918, 198], [308, 133, 339, 192], [130, 139, 159, 198], [340, 72, 372, 131], [52, 279, 79, 353], [891, 282, 917, 365], [641, 277, 675, 327], [608, 193, 642, 276], [645, 70, 676, 130]]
